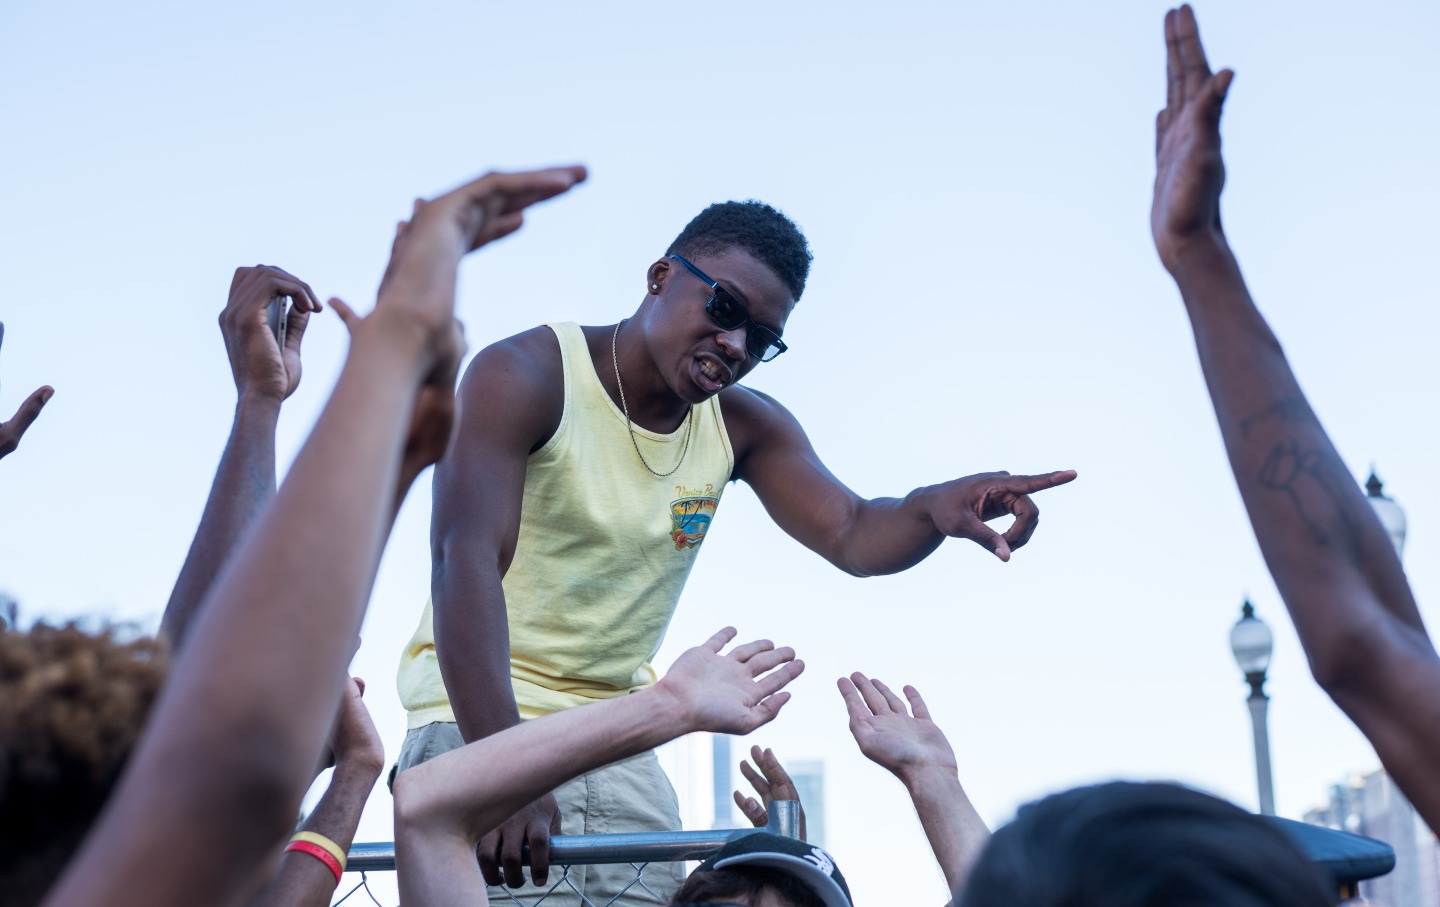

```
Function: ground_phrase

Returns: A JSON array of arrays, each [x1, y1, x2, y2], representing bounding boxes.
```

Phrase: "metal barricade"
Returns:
[[336, 801, 803, 907]]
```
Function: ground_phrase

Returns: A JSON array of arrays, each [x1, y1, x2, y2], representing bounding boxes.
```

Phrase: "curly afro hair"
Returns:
[[666, 200, 813, 303], [0, 622, 169, 907]]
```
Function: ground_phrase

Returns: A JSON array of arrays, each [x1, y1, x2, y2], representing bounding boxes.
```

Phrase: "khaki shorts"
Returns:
[[394, 721, 685, 906]]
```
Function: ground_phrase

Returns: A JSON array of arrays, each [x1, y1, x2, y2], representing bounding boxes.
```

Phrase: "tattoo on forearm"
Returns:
[[1256, 438, 1365, 570], [1240, 396, 1313, 440]]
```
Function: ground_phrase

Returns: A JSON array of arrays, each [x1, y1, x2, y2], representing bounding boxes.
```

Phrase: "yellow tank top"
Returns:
[[398, 322, 734, 726]]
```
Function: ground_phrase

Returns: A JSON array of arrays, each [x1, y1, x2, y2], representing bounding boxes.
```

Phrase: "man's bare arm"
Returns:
[[1153, 5, 1440, 829], [161, 266, 322, 648], [430, 328, 564, 887], [724, 388, 1075, 572]]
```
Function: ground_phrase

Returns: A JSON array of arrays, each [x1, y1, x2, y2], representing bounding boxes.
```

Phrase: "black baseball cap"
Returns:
[[1261, 816, 1395, 893], [695, 833, 853, 907]]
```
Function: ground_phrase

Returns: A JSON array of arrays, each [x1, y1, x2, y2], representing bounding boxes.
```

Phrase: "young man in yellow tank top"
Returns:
[[396, 201, 1076, 905]]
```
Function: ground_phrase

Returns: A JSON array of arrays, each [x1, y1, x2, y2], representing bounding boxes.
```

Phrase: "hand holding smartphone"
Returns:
[[267, 296, 291, 349]]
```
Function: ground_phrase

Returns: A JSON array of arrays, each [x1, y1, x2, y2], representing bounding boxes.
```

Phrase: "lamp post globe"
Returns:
[[1230, 600, 1273, 677], [1231, 599, 1276, 815], [1365, 469, 1407, 559]]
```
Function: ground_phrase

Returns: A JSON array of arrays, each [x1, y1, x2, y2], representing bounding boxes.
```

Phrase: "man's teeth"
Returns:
[[699, 360, 721, 382]]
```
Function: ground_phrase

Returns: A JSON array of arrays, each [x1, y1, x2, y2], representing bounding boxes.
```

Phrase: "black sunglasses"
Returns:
[[669, 255, 788, 362]]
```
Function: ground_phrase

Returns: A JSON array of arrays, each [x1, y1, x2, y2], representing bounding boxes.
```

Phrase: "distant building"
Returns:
[[711, 734, 733, 830], [1305, 768, 1439, 906], [787, 759, 826, 849]]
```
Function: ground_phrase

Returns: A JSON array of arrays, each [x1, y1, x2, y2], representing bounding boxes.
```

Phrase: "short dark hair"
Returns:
[[960, 782, 1336, 907], [666, 201, 813, 302], [671, 866, 826, 907]]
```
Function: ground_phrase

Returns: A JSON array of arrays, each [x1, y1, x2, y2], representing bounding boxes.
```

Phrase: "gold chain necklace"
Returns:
[[611, 320, 693, 477]]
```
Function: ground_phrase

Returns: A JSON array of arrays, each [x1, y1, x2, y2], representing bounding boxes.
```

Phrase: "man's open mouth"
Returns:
[[692, 356, 730, 394]]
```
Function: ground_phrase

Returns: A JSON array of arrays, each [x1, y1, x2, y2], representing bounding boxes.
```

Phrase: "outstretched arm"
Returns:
[[0, 322, 53, 461], [839, 674, 988, 899], [42, 165, 587, 907], [161, 266, 322, 648], [393, 628, 804, 907], [1153, 5, 1440, 829], [725, 389, 1075, 570]]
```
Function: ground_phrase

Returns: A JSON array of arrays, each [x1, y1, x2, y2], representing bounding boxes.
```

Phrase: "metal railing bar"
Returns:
[[348, 828, 761, 873], [347, 801, 804, 874]]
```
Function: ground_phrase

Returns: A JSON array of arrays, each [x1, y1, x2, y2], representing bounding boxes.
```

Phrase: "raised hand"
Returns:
[[329, 677, 385, 774], [654, 627, 804, 735], [838, 674, 958, 784], [375, 167, 588, 338], [840, 673, 987, 893], [733, 745, 809, 840], [925, 469, 1077, 561], [220, 265, 323, 402], [0, 322, 52, 460], [1152, 4, 1235, 273]]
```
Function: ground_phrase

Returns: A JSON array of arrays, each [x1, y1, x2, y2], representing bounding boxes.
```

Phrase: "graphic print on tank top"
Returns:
[[669, 482, 721, 550]]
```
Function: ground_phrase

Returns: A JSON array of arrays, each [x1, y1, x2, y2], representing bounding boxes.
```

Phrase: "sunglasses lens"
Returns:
[[702, 282, 786, 361], [706, 291, 747, 331], [750, 329, 785, 362]]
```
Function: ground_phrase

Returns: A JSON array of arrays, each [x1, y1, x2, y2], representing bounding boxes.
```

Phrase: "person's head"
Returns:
[[640, 201, 812, 402], [960, 781, 1335, 907], [671, 833, 852, 907], [0, 622, 168, 907]]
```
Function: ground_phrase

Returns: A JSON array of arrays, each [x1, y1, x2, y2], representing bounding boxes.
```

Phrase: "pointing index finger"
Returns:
[[1004, 469, 1078, 494]]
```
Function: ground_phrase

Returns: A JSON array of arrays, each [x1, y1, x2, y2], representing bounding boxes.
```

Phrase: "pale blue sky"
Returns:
[[2, 1, 1437, 903]]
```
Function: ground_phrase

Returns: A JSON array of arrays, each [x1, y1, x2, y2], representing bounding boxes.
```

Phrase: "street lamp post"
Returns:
[[1365, 469, 1407, 559], [1231, 599, 1276, 815]]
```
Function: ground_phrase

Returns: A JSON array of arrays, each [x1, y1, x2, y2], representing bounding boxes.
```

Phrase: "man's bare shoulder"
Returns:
[[717, 384, 806, 463], [455, 326, 564, 449], [719, 383, 803, 422], [460, 327, 561, 395]]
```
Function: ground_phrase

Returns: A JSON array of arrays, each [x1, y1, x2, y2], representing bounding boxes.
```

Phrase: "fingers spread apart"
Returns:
[[841, 672, 916, 717]]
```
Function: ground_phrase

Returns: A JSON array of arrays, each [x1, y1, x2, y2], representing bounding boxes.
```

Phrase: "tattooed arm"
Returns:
[[160, 266, 323, 648], [1153, 6, 1440, 830]]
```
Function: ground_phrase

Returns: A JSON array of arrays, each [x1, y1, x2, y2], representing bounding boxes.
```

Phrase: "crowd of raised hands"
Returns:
[[3, 5, 1439, 907]]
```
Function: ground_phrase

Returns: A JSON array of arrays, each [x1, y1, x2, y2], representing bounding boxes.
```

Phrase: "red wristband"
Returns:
[[286, 839, 344, 883]]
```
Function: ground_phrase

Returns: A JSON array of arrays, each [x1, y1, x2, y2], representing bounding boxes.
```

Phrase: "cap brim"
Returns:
[[1261, 816, 1395, 885], [713, 852, 851, 907]]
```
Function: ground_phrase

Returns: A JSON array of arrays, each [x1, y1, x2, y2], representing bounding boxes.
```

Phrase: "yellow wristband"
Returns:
[[291, 831, 347, 871]]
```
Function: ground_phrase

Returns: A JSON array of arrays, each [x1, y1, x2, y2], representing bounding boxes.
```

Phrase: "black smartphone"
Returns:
[[267, 296, 291, 349]]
